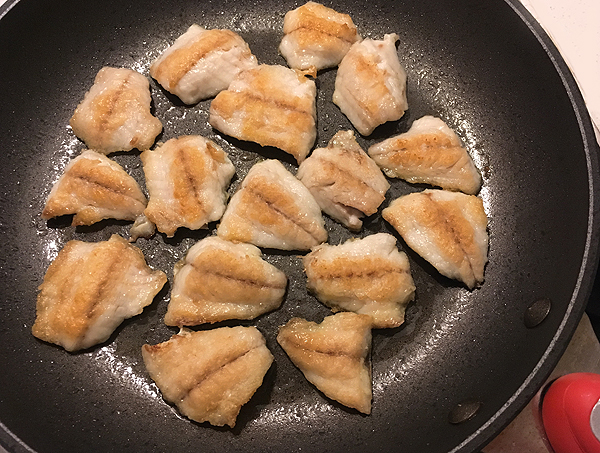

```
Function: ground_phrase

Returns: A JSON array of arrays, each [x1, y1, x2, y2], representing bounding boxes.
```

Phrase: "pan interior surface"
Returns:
[[0, 0, 598, 452]]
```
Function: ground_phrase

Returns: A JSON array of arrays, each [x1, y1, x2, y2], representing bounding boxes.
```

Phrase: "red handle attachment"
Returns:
[[541, 372, 600, 453]]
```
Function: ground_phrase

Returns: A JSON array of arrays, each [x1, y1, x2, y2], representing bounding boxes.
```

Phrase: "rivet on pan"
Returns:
[[448, 400, 482, 424], [524, 298, 552, 329]]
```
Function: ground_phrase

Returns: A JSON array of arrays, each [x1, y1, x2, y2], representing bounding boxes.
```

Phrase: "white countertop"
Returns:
[[0, 0, 598, 452]]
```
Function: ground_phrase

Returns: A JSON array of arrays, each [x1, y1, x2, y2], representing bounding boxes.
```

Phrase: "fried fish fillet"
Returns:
[[217, 159, 327, 251], [32, 234, 167, 352], [277, 312, 372, 414], [70, 67, 162, 154], [333, 34, 407, 136], [209, 64, 317, 163], [141, 135, 236, 237], [165, 236, 287, 326], [368, 116, 481, 194], [150, 25, 258, 104], [303, 233, 415, 328], [297, 130, 389, 231], [382, 189, 488, 288], [42, 150, 147, 226], [279, 1, 361, 71], [142, 326, 273, 428]]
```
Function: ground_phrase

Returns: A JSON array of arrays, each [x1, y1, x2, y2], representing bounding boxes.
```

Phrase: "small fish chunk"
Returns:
[[279, 1, 361, 71], [368, 116, 482, 194], [209, 64, 317, 163], [141, 135, 236, 237], [217, 159, 327, 251], [150, 25, 258, 104], [32, 234, 167, 352], [297, 130, 390, 231], [277, 312, 372, 414], [303, 233, 415, 328], [70, 67, 162, 154], [42, 150, 147, 226], [333, 34, 408, 136], [165, 236, 287, 326], [142, 326, 273, 428], [382, 189, 488, 288]]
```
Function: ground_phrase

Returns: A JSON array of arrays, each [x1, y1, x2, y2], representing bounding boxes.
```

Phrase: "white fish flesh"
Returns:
[[141, 135, 236, 237], [32, 234, 167, 352], [165, 236, 287, 326], [209, 64, 317, 163], [303, 233, 415, 328], [297, 130, 389, 231], [142, 326, 273, 428], [368, 116, 482, 194], [279, 1, 361, 71], [70, 67, 162, 154], [333, 34, 407, 136], [42, 150, 147, 226], [217, 159, 327, 251], [150, 25, 258, 104], [277, 312, 372, 414], [382, 189, 488, 288]]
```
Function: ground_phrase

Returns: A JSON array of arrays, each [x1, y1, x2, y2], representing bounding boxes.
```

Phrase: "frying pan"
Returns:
[[0, 0, 598, 451]]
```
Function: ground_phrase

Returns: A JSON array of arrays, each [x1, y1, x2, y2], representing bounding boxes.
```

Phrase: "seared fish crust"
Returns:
[[42, 150, 147, 226], [142, 326, 273, 428], [297, 130, 389, 231], [70, 67, 162, 154], [209, 64, 317, 163], [279, 1, 361, 71], [165, 236, 287, 326], [277, 312, 372, 414], [368, 116, 481, 194], [150, 25, 258, 104], [32, 234, 167, 352], [141, 135, 236, 237], [304, 233, 416, 328], [217, 159, 327, 251], [382, 189, 488, 288]]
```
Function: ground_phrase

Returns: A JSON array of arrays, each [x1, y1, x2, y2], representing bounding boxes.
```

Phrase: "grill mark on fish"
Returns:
[[155, 30, 239, 89], [282, 336, 364, 359], [291, 25, 357, 44], [246, 185, 322, 243], [317, 157, 383, 200], [70, 174, 140, 201], [311, 266, 410, 281], [423, 192, 475, 277], [94, 74, 132, 134], [172, 145, 208, 216], [188, 262, 286, 291], [180, 346, 257, 400]]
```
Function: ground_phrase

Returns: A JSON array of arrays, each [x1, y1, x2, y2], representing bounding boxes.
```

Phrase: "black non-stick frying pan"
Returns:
[[0, 0, 598, 452]]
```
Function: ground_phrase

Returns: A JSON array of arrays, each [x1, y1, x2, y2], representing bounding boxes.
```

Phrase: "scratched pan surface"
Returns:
[[0, 0, 599, 452]]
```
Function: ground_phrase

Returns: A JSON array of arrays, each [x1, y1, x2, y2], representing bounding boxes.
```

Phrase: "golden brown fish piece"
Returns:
[[150, 25, 258, 104], [297, 130, 389, 231], [32, 234, 167, 352], [279, 1, 361, 71], [164, 236, 287, 326], [41, 150, 147, 226], [142, 326, 273, 428], [368, 116, 482, 194], [209, 64, 317, 163], [382, 189, 489, 288], [277, 312, 372, 414], [333, 34, 408, 136], [141, 135, 236, 237], [70, 67, 162, 154], [303, 233, 415, 328], [217, 159, 327, 251]]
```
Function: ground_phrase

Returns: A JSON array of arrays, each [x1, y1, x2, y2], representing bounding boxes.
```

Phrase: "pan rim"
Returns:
[[1, 0, 599, 452], [452, 0, 600, 451]]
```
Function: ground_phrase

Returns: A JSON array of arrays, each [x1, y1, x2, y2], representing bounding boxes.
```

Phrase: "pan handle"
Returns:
[[541, 373, 600, 453]]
